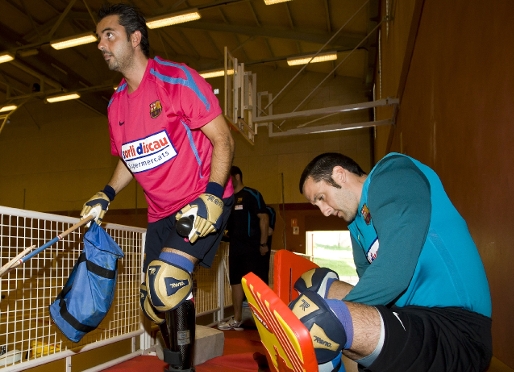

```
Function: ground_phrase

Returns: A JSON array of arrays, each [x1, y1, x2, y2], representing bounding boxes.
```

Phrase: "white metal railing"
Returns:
[[0, 206, 281, 371], [0, 207, 238, 371], [0, 206, 147, 371]]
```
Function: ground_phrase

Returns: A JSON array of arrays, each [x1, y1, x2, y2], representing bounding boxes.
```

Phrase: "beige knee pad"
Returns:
[[139, 283, 164, 324], [146, 259, 193, 312]]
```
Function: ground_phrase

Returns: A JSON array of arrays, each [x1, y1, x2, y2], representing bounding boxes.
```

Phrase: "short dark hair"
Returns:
[[230, 165, 243, 182], [98, 3, 150, 57], [299, 153, 366, 193]]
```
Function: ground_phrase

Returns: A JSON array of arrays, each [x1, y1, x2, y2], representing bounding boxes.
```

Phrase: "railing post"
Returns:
[[216, 244, 226, 322]]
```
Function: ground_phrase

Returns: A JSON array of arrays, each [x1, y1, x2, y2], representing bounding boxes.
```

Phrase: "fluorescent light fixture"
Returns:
[[46, 93, 80, 103], [147, 9, 201, 29], [264, 0, 292, 4], [0, 105, 17, 113], [0, 52, 14, 64], [287, 52, 337, 66], [199, 68, 235, 79], [50, 32, 97, 50]]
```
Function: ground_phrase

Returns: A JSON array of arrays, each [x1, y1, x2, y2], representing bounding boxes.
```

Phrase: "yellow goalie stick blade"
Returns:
[[242, 272, 318, 372], [30, 340, 61, 358]]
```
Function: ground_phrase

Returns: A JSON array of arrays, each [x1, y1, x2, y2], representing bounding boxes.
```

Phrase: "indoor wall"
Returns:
[[376, 0, 514, 369]]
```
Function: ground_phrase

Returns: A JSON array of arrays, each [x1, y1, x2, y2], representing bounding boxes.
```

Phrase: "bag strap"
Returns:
[[83, 254, 117, 279], [72, 252, 117, 279], [59, 300, 97, 333], [55, 252, 118, 333], [56, 253, 117, 301]]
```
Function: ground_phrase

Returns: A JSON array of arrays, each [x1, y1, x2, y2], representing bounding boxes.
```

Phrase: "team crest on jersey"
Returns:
[[360, 204, 372, 224], [149, 100, 162, 118]]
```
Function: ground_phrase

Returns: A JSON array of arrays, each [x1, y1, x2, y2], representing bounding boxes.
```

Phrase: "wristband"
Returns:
[[260, 243, 267, 247], [205, 182, 224, 198], [102, 185, 116, 201]]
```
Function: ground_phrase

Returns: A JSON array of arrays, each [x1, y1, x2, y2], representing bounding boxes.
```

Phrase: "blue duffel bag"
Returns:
[[49, 223, 124, 342]]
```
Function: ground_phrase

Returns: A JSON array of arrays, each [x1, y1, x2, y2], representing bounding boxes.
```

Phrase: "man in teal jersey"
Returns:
[[291, 152, 492, 372]]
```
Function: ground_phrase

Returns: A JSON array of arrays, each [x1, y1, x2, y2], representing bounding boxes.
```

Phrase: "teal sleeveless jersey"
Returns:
[[346, 153, 491, 317]]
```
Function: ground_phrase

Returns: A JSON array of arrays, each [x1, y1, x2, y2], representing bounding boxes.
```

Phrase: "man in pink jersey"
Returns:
[[79, 4, 234, 372]]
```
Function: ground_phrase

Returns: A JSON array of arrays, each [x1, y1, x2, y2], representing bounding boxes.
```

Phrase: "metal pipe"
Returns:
[[254, 98, 399, 122], [268, 118, 393, 137]]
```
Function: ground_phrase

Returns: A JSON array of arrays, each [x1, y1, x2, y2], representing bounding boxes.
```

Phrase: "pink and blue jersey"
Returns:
[[107, 56, 233, 222]]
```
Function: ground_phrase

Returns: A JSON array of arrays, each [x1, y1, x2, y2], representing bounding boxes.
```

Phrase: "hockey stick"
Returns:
[[0, 245, 37, 276], [0, 214, 95, 277]]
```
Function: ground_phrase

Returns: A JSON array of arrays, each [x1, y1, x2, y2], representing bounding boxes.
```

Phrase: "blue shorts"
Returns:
[[143, 195, 234, 272]]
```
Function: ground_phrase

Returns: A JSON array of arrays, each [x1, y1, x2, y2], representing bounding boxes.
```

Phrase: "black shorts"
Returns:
[[228, 252, 270, 285], [361, 306, 492, 372], [227, 236, 262, 285], [143, 195, 234, 272], [227, 249, 256, 285]]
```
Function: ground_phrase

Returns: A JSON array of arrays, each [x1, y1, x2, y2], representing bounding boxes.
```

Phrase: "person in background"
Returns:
[[80, 4, 234, 371], [254, 205, 276, 285], [218, 166, 269, 331], [290, 152, 492, 372]]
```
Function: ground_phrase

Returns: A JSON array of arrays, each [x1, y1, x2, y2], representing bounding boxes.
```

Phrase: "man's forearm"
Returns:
[[209, 135, 234, 186], [259, 213, 270, 244], [329, 280, 355, 300], [202, 115, 234, 187], [107, 160, 133, 195]]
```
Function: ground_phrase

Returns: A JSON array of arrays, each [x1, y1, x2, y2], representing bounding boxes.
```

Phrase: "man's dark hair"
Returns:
[[299, 153, 367, 193], [98, 3, 150, 57], [230, 165, 243, 182]]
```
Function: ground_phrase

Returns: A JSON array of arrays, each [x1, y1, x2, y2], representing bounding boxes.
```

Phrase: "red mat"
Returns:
[[103, 329, 267, 372], [198, 329, 267, 372], [103, 355, 167, 371]]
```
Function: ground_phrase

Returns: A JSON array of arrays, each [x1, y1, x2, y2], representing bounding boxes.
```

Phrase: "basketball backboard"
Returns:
[[224, 47, 256, 145]]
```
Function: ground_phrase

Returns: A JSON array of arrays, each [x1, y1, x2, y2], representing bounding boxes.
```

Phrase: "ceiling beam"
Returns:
[[285, 2, 295, 29], [177, 21, 365, 48], [324, 0, 331, 33]]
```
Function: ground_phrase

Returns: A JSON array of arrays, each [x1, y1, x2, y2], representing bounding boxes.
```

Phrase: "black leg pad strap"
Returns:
[[162, 349, 195, 371], [163, 348, 182, 367], [165, 367, 194, 372]]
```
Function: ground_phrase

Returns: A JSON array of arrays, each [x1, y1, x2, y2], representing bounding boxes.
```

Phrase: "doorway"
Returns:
[[306, 230, 359, 285]]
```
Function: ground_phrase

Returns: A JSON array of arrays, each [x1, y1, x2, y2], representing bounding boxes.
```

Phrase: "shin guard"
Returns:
[[163, 299, 196, 372]]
